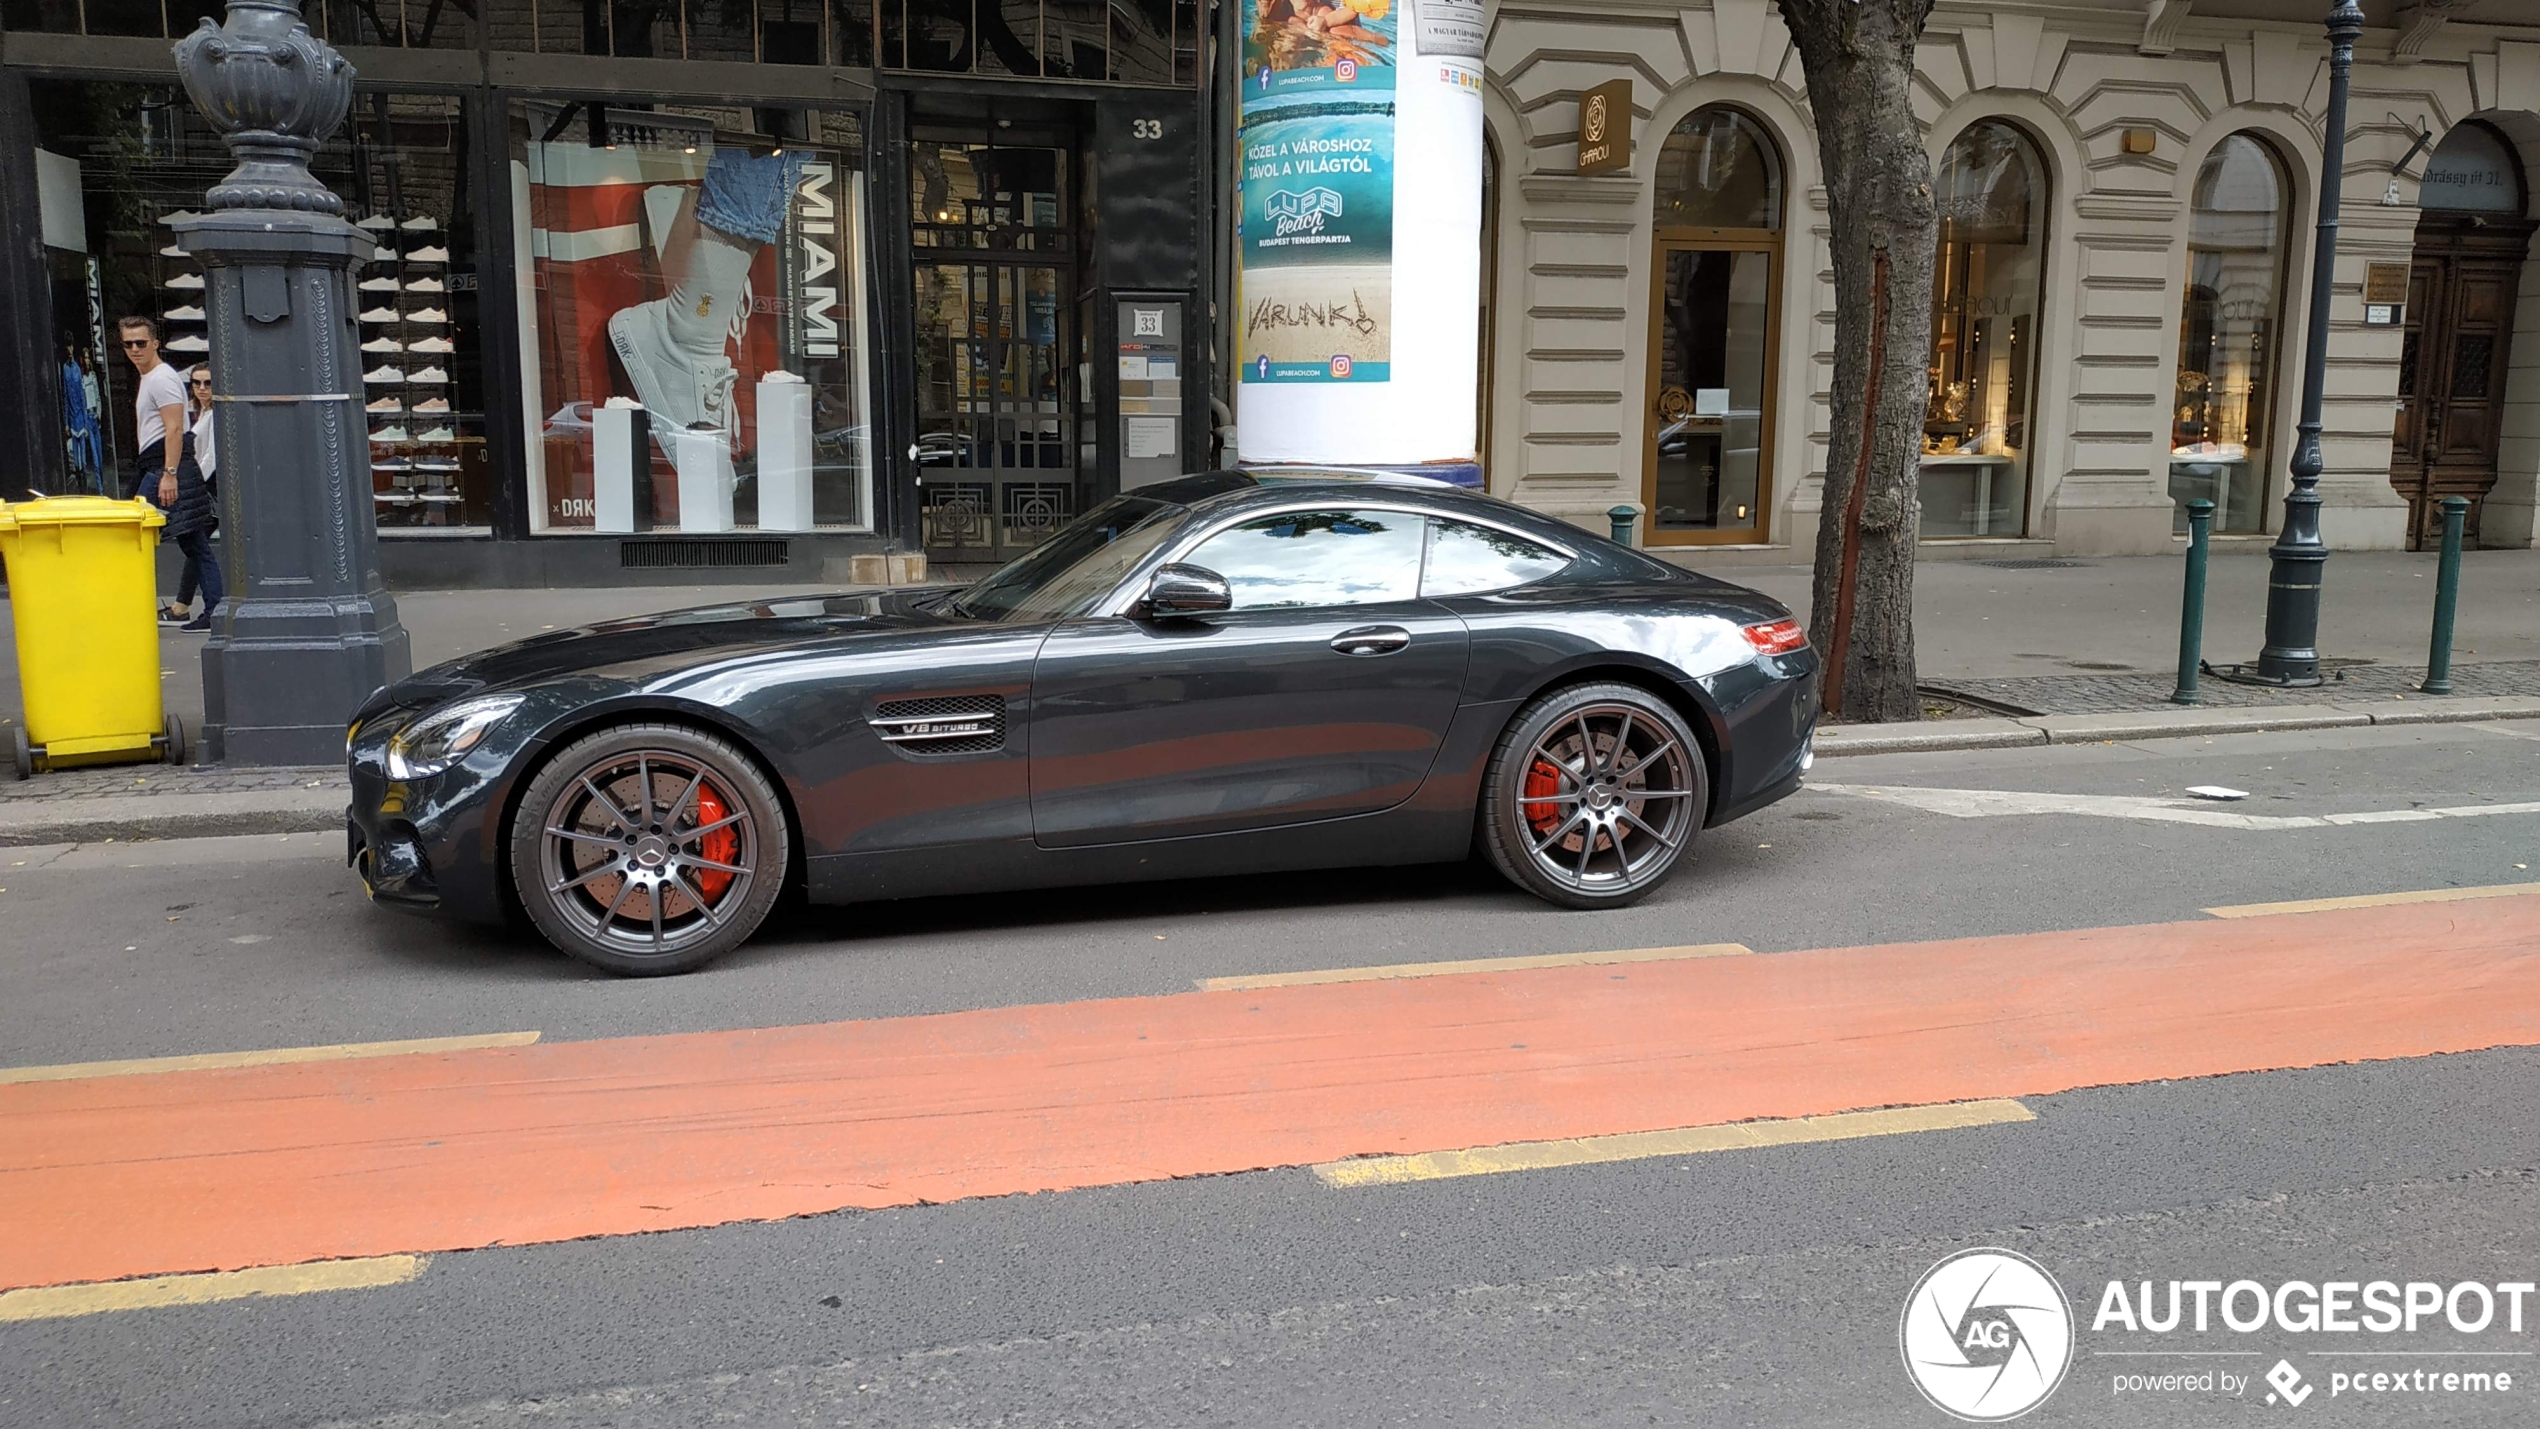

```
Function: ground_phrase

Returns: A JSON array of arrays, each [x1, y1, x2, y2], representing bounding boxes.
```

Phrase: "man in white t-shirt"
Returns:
[[119, 316, 224, 630]]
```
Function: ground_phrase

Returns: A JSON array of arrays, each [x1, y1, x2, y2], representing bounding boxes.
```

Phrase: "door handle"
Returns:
[[1330, 625, 1411, 656]]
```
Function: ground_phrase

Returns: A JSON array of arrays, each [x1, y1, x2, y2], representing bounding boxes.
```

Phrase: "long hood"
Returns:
[[379, 589, 961, 707]]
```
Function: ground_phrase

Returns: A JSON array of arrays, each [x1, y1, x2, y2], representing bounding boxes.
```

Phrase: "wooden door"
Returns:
[[2393, 219, 2533, 549]]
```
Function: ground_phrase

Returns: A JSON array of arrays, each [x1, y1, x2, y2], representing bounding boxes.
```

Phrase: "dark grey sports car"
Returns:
[[347, 470, 1819, 974]]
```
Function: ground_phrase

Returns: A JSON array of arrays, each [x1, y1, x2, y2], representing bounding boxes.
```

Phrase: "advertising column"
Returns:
[[1235, 0, 1484, 480]]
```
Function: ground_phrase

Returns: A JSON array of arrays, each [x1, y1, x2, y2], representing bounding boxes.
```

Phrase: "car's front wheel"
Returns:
[[1478, 682, 1708, 909], [508, 722, 790, 975]]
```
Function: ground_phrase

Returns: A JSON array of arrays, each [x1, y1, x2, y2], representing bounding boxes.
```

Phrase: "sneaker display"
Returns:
[[607, 298, 737, 443], [412, 397, 452, 413], [415, 425, 457, 441], [400, 215, 439, 231], [163, 304, 206, 321], [358, 276, 399, 292], [165, 335, 208, 353], [361, 336, 403, 354], [158, 243, 186, 258], [356, 214, 396, 230], [161, 209, 204, 224], [408, 366, 448, 384], [371, 426, 411, 443], [363, 365, 406, 384], [406, 307, 448, 324], [371, 458, 411, 472], [359, 306, 399, 323], [365, 396, 404, 413], [406, 277, 446, 293], [407, 336, 454, 354], [406, 245, 450, 262], [163, 272, 204, 290]]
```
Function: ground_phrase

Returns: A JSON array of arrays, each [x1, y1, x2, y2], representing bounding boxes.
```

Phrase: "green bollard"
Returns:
[[2171, 498, 2214, 705], [1608, 505, 1639, 546], [2421, 495, 2469, 695]]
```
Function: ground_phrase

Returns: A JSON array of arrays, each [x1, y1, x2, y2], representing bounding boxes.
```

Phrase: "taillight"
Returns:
[[1742, 618, 1807, 656]]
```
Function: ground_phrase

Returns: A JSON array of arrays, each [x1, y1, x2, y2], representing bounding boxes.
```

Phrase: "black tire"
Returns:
[[163, 714, 186, 767], [1477, 681, 1708, 909], [508, 722, 791, 976], [9, 725, 29, 781]]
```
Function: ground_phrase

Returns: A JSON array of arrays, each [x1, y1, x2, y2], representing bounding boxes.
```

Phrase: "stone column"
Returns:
[[173, 0, 410, 765]]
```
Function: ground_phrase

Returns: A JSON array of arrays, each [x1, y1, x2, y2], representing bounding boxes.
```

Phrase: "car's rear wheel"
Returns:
[[1478, 682, 1707, 909], [508, 723, 790, 976]]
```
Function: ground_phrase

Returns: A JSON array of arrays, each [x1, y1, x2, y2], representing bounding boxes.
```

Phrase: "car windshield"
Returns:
[[946, 494, 1187, 621]]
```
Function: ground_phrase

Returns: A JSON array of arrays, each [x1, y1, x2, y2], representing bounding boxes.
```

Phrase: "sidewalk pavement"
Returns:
[[3, 550, 2537, 842]]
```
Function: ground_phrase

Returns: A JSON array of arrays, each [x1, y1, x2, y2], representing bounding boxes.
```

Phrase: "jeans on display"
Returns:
[[697, 148, 809, 245]]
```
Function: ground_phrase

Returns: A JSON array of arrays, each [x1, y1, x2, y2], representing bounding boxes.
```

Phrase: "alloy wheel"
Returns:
[[1514, 703, 1699, 895], [535, 749, 758, 961]]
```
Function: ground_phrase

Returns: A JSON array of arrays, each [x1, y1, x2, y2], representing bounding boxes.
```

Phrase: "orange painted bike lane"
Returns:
[[4, 896, 2538, 1291]]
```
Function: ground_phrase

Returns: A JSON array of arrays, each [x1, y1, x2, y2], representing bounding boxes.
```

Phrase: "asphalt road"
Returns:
[[2, 721, 2537, 1427]]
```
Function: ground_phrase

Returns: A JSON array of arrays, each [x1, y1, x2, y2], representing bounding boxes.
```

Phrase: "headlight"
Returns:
[[385, 694, 526, 779]]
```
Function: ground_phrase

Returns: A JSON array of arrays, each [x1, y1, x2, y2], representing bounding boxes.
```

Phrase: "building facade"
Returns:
[[1476, 0, 2540, 558], [0, 0, 1216, 584]]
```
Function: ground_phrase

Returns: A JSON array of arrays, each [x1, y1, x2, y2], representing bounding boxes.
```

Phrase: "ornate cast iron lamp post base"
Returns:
[[173, 0, 411, 764]]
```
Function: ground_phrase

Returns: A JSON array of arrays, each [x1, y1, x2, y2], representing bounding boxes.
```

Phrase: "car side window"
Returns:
[[1421, 518, 1571, 597], [1182, 509, 1426, 611]]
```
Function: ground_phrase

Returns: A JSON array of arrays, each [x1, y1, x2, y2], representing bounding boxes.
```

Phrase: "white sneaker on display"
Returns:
[[359, 276, 399, 292], [407, 245, 450, 262], [400, 216, 439, 231], [407, 336, 454, 354], [406, 277, 446, 293], [607, 298, 737, 443], [164, 273, 204, 290], [165, 335, 208, 353], [164, 304, 205, 321], [359, 306, 399, 323], [159, 243, 186, 258], [364, 365, 406, 384], [408, 366, 448, 384], [415, 425, 457, 442], [366, 397, 404, 413], [371, 425, 411, 443], [412, 397, 451, 413], [356, 215, 396, 230], [361, 336, 403, 354], [406, 307, 448, 324]]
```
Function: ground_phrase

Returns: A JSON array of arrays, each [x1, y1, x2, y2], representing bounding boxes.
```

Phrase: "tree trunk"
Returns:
[[1779, 0, 1936, 722]]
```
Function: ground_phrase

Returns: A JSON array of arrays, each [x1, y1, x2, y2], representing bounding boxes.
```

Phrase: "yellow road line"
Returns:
[[0, 1031, 542, 1086], [0, 1256, 426, 1322], [1197, 942, 1753, 992], [1313, 1099, 2035, 1187], [2203, 883, 2540, 920]]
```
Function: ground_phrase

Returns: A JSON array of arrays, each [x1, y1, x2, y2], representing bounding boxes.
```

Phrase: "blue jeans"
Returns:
[[696, 148, 809, 246], [173, 525, 225, 614]]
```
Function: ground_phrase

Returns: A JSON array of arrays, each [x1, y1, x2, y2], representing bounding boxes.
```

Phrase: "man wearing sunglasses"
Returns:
[[117, 316, 222, 631]]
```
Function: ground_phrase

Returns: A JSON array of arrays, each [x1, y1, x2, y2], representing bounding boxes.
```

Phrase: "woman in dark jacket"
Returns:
[[154, 377, 224, 633]]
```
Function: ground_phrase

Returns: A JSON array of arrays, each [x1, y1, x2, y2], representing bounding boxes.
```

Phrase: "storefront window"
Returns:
[[2172, 133, 2289, 534], [1653, 107, 1781, 232], [1922, 119, 2045, 538], [28, 83, 489, 525], [879, 0, 1196, 84], [514, 102, 875, 534], [479, 0, 872, 61]]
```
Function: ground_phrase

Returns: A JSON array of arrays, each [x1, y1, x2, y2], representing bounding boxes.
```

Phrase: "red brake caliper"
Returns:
[[690, 784, 738, 902], [1524, 759, 1565, 835]]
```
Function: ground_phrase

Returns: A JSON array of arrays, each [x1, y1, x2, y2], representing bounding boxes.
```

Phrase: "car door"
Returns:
[[1028, 506, 1471, 847]]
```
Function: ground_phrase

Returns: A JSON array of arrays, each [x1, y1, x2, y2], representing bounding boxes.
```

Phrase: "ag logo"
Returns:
[[1901, 1248, 2074, 1421]]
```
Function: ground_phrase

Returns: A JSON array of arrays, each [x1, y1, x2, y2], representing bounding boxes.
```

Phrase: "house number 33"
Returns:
[[1132, 118, 1164, 139]]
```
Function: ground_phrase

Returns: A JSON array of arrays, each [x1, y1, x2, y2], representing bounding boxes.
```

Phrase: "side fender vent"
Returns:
[[871, 695, 1005, 755]]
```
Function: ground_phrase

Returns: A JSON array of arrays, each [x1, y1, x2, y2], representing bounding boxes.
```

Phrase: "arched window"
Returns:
[[1653, 107, 1782, 231], [2420, 121, 2526, 215], [1922, 119, 2048, 537], [2172, 133, 2291, 534]]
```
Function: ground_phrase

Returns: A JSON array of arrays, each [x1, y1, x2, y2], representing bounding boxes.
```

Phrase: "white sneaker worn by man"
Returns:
[[607, 297, 737, 443]]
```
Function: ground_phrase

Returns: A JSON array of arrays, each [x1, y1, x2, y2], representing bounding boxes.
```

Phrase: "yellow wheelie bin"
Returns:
[[0, 495, 185, 780]]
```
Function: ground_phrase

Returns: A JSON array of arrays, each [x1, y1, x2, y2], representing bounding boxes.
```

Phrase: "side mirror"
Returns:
[[1144, 562, 1232, 617]]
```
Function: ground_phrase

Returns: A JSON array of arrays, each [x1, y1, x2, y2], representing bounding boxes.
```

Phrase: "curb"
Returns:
[[0, 788, 346, 847], [1815, 696, 2540, 758]]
